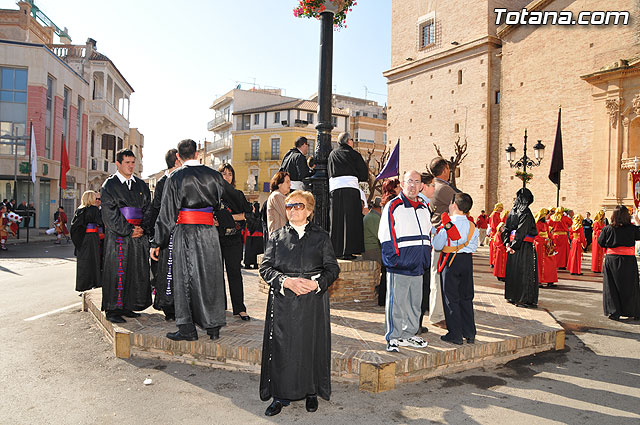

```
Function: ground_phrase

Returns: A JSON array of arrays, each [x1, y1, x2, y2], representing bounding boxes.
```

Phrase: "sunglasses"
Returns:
[[96, 198, 101, 200], [285, 203, 306, 211]]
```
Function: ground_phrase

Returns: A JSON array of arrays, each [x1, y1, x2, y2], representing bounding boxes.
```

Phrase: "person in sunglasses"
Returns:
[[259, 191, 339, 417]]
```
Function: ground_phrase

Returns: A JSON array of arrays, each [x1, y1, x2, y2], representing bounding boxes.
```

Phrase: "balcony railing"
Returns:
[[264, 151, 282, 161], [245, 152, 262, 161], [208, 115, 231, 131], [206, 137, 232, 153]]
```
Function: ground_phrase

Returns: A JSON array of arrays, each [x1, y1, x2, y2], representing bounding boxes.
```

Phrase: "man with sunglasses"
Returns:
[[379, 170, 432, 352], [280, 136, 312, 192]]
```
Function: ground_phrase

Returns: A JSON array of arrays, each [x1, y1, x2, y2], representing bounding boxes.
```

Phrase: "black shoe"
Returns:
[[547, 283, 557, 287], [166, 330, 198, 341], [418, 326, 429, 334], [236, 313, 250, 321], [465, 337, 475, 344], [164, 314, 175, 321], [208, 327, 220, 340], [559, 267, 566, 270], [106, 315, 126, 324], [305, 395, 318, 412], [608, 314, 621, 321], [265, 400, 283, 416], [440, 334, 463, 345], [122, 311, 141, 318], [516, 303, 537, 309], [341, 254, 356, 260]]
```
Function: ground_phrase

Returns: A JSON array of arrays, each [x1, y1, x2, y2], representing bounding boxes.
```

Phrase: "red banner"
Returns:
[[632, 171, 640, 208]]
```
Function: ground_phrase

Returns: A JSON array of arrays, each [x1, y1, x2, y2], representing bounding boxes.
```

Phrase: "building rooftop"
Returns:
[[234, 99, 349, 116]]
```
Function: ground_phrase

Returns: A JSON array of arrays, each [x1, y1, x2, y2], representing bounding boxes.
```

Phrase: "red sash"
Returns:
[[606, 246, 635, 256], [177, 208, 214, 225]]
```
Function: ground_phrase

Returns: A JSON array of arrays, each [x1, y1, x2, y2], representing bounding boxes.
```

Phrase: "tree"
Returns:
[[363, 143, 391, 203], [433, 136, 468, 188]]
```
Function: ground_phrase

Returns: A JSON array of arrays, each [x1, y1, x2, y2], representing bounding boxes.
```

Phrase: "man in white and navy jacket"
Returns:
[[378, 170, 432, 352]]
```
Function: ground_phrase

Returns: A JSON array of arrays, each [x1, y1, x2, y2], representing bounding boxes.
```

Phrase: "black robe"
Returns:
[[100, 175, 152, 312], [259, 223, 340, 402], [153, 165, 227, 330], [149, 174, 173, 311], [70, 205, 102, 292], [502, 207, 539, 305], [327, 143, 369, 257], [243, 210, 264, 267], [598, 224, 640, 317], [280, 147, 312, 182]]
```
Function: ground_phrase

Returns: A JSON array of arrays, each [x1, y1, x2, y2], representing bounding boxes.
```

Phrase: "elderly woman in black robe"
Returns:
[[598, 206, 640, 321], [71, 190, 103, 292], [259, 190, 340, 417], [502, 187, 539, 308]]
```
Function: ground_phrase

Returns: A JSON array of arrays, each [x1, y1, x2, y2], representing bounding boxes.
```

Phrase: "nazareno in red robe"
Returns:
[[493, 230, 507, 279], [534, 221, 558, 284], [591, 220, 606, 272], [549, 215, 570, 269], [488, 211, 502, 266], [567, 227, 587, 275]]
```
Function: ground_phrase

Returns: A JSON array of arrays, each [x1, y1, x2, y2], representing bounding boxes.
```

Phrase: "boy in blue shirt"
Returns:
[[432, 192, 479, 345]]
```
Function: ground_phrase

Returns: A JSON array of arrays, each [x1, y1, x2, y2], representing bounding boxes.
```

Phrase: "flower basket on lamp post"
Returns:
[[293, 0, 357, 28]]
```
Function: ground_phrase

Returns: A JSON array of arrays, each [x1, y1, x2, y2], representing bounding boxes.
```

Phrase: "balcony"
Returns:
[[206, 137, 232, 154], [264, 151, 282, 161], [89, 99, 129, 131], [208, 115, 232, 131], [245, 152, 262, 161]]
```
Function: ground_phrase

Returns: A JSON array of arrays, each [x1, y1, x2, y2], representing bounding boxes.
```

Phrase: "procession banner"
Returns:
[[632, 170, 640, 208]]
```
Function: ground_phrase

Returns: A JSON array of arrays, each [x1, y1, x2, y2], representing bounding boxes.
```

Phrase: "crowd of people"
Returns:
[[485, 198, 640, 319], [63, 133, 640, 417]]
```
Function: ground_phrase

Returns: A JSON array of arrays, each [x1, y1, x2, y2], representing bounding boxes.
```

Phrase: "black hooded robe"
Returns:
[[153, 165, 227, 331], [327, 143, 369, 257], [502, 190, 539, 306], [100, 176, 152, 312], [259, 223, 340, 402], [70, 205, 102, 292], [598, 224, 640, 318]]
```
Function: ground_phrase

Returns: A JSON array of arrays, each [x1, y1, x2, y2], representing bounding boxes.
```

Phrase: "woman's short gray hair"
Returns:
[[338, 132, 351, 145]]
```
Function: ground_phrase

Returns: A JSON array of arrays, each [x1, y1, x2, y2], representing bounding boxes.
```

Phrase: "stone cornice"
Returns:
[[383, 36, 501, 80], [496, 0, 557, 38], [581, 57, 640, 82]]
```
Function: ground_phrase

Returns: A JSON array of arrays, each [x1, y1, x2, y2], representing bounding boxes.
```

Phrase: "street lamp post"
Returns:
[[306, 8, 335, 231], [505, 129, 546, 189]]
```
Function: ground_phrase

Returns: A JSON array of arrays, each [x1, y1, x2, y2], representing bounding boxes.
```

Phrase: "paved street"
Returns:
[[1, 242, 640, 424]]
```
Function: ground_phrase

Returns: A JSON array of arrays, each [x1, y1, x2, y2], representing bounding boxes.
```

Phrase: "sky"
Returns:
[[6, 0, 392, 176]]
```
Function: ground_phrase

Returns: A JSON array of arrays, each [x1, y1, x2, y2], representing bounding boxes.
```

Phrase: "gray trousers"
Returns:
[[429, 249, 445, 323], [385, 272, 422, 341]]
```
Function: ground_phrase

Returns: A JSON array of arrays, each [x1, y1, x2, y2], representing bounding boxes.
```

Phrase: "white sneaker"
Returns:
[[398, 336, 428, 348], [386, 339, 399, 352]]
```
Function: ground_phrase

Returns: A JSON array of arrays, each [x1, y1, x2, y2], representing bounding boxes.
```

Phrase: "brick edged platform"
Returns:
[[84, 260, 564, 393]]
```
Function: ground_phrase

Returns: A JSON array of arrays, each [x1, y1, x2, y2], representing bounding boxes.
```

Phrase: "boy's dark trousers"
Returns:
[[440, 253, 476, 341]]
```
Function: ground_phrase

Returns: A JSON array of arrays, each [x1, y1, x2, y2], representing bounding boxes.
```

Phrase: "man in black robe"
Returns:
[[148, 149, 182, 321], [327, 132, 369, 259], [502, 188, 539, 308], [280, 136, 312, 191], [100, 149, 152, 323], [151, 139, 227, 341]]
